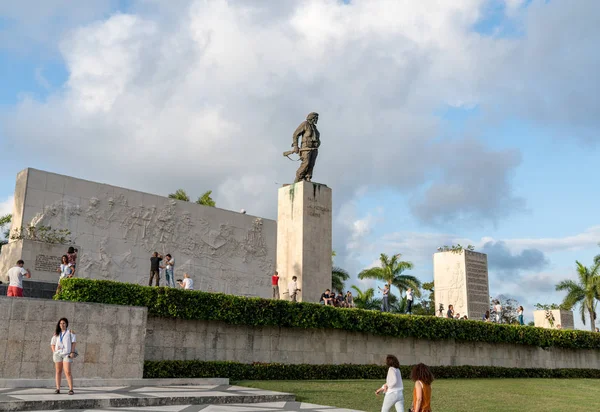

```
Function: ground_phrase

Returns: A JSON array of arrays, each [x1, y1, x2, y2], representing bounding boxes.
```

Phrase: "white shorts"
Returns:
[[53, 351, 73, 363]]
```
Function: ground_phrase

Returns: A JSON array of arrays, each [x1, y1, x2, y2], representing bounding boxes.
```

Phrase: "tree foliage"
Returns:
[[56, 278, 600, 350], [411, 281, 435, 316], [556, 260, 600, 332], [168, 189, 190, 202], [438, 244, 475, 254], [168, 189, 216, 207], [332, 266, 349, 293], [358, 253, 421, 301], [196, 190, 216, 207], [0, 213, 11, 251], [350, 285, 380, 310]]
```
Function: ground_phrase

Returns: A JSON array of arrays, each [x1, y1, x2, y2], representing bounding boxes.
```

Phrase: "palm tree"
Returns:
[[168, 189, 190, 202], [350, 285, 380, 310], [332, 266, 350, 293], [0, 213, 11, 252], [555, 260, 600, 331], [196, 190, 216, 207], [358, 253, 421, 299]]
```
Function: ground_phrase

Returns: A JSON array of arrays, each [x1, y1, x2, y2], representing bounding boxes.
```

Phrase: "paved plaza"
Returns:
[[0, 384, 362, 412]]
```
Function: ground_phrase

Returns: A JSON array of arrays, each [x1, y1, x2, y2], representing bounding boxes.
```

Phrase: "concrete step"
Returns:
[[0, 378, 228, 389], [0, 384, 296, 412]]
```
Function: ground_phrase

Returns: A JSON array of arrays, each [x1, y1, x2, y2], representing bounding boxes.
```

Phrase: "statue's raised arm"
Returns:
[[284, 112, 320, 183]]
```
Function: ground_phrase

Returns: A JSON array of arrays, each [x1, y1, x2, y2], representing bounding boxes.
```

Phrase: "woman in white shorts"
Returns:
[[50, 317, 77, 394]]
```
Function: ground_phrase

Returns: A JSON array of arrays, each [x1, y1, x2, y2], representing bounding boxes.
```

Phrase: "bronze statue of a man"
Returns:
[[291, 112, 320, 183]]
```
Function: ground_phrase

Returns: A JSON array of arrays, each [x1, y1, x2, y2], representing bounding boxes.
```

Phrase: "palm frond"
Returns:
[[358, 267, 385, 281]]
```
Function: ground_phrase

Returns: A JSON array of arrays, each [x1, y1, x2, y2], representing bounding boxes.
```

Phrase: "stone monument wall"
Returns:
[[533, 309, 575, 330], [0, 297, 146, 379], [433, 250, 490, 320], [433, 252, 468, 317], [0, 169, 277, 298]]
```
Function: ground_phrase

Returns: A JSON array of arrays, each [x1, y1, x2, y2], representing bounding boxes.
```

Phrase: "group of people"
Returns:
[[3, 246, 76, 298], [379, 284, 414, 314], [319, 288, 355, 308], [377, 355, 433, 412], [446, 303, 526, 325], [272, 271, 302, 302], [149, 252, 193, 290]]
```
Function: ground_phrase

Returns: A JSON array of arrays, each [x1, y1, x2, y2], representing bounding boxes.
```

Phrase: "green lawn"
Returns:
[[235, 379, 600, 412]]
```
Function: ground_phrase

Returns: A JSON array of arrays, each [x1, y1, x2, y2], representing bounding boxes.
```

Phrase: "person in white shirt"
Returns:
[[494, 300, 502, 324], [375, 354, 404, 411], [50, 317, 77, 395], [288, 276, 301, 302], [58, 255, 75, 279], [178, 273, 194, 290], [165, 254, 175, 288], [406, 288, 414, 314], [6, 259, 31, 297]]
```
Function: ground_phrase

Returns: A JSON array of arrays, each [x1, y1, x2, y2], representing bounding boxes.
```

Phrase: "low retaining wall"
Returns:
[[2, 298, 599, 383], [145, 317, 600, 370], [0, 297, 146, 380]]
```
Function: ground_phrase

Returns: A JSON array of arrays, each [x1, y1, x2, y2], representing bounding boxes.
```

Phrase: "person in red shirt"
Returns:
[[271, 271, 280, 299]]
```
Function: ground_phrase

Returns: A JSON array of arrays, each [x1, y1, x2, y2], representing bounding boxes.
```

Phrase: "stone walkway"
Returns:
[[0, 385, 363, 412]]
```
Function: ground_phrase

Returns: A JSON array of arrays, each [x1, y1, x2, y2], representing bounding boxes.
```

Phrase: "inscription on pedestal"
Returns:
[[465, 251, 489, 318], [35, 254, 61, 272], [307, 198, 331, 218]]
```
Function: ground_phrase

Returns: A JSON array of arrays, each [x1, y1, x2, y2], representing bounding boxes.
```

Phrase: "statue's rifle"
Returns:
[[282, 147, 314, 161]]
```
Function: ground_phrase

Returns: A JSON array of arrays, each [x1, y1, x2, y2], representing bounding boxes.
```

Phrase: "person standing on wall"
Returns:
[[6, 259, 31, 297], [165, 254, 175, 288], [149, 252, 162, 286], [288, 276, 300, 302], [66, 247, 77, 271], [494, 300, 502, 324], [271, 270, 280, 299], [406, 288, 414, 314], [375, 354, 404, 411], [379, 284, 390, 312], [55, 255, 75, 294], [446, 304, 454, 319], [517, 306, 524, 325], [51, 317, 77, 395]]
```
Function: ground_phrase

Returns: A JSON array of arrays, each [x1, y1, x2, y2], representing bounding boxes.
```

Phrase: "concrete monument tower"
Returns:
[[433, 249, 489, 320], [278, 112, 332, 302]]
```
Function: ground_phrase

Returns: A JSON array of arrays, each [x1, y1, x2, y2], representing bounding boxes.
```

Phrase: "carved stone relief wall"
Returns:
[[433, 250, 489, 320], [3, 169, 276, 298]]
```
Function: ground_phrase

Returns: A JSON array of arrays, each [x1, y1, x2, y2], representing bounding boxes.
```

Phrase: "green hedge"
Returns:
[[144, 360, 600, 380], [56, 278, 600, 350]]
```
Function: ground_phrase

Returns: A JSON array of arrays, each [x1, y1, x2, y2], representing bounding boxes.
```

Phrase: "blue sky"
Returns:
[[1, 0, 599, 329]]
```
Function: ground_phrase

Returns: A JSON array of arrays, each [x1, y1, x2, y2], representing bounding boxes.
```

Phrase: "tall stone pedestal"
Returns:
[[277, 181, 332, 303], [434, 250, 489, 320]]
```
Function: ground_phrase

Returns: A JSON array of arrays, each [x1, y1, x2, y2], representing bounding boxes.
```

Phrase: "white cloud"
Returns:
[[1, 0, 527, 226], [482, 226, 600, 254], [0, 196, 14, 217], [2, 0, 599, 279]]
